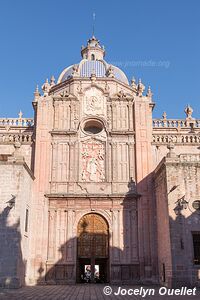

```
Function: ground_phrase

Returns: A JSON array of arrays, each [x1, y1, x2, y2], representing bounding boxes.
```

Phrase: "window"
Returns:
[[25, 209, 29, 232], [193, 233, 200, 264], [91, 54, 95, 60], [84, 119, 103, 134]]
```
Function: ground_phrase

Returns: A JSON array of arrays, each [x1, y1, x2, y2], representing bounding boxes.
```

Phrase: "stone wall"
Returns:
[[155, 153, 200, 287], [154, 161, 173, 287], [0, 155, 33, 288]]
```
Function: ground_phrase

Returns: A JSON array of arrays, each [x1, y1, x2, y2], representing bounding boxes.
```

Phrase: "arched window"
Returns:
[[91, 54, 95, 61]]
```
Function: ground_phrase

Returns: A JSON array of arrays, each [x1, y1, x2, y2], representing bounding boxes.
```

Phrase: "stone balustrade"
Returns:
[[0, 118, 34, 127], [0, 132, 33, 143], [152, 134, 200, 144], [153, 119, 200, 128], [179, 154, 200, 162]]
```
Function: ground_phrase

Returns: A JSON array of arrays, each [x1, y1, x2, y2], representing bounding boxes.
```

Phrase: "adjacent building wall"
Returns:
[[0, 154, 33, 288], [155, 152, 200, 287]]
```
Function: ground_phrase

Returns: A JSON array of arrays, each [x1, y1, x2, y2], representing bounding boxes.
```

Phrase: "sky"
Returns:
[[0, 0, 199, 119]]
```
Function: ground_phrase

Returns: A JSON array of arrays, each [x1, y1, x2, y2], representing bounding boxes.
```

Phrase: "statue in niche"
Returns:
[[81, 140, 105, 182]]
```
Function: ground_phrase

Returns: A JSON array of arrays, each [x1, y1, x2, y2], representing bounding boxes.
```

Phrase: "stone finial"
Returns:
[[34, 85, 40, 100], [137, 78, 145, 96], [131, 77, 137, 89], [18, 110, 23, 119], [50, 75, 55, 86], [162, 111, 167, 120], [42, 78, 50, 96], [146, 86, 153, 100], [184, 104, 193, 119]]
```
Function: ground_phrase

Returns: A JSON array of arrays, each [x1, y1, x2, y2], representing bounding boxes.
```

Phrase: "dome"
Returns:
[[112, 66, 129, 84], [79, 60, 106, 77], [57, 36, 129, 85], [59, 65, 74, 81], [58, 60, 129, 85]]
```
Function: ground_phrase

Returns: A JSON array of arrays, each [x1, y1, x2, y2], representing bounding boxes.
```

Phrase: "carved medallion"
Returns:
[[83, 87, 106, 116], [86, 96, 101, 113]]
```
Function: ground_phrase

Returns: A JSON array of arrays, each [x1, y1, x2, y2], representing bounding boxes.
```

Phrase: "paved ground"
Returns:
[[0, 285, 200, 300]]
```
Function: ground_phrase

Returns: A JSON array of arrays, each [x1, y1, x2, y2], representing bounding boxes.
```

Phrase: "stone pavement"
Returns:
[[0, 285, 200, 300]]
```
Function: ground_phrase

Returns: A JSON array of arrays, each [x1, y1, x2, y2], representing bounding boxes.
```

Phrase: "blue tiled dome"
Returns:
[[58, 59, 129, 85], [57, 37, 129, 85], [80, 60, 106, 77]]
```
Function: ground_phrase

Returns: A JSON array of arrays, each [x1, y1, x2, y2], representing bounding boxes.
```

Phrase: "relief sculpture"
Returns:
[[81, 140, 105, 182], [83, 87, 106, 116]]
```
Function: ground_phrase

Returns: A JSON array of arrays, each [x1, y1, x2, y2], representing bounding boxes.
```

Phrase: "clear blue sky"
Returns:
[[0, 0, 199, 119]]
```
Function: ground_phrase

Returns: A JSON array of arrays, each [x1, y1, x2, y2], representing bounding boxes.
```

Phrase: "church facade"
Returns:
[[0, 36, 200, 288]]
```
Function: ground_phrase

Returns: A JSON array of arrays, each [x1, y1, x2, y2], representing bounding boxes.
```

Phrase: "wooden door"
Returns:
[[77, 213, 109, 258]]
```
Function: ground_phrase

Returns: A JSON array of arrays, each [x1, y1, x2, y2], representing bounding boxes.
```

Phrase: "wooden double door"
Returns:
[[77, 213, 109, 283]]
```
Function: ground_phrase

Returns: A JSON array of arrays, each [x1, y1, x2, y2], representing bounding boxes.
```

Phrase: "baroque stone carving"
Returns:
[[81, 139, 105, 182], [84, 87, 106, 116], [87, 96, 101, 112]]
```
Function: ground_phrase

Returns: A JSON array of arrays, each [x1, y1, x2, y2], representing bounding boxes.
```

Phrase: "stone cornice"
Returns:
[[50, 130, 77, 136], [154, 153, 200, 177], [49, 77, 135, 95], [109, 130, 135, 136], [0, 155, 35, 179], [45, 192, 140, 199]]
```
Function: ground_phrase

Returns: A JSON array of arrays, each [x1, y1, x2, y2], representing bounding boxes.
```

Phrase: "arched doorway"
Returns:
[[77, 213, 109, 283]]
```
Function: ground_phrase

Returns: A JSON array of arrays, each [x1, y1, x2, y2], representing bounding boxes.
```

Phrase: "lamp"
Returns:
[[174, 196, 188, 215], [6, 194, 16, 209]]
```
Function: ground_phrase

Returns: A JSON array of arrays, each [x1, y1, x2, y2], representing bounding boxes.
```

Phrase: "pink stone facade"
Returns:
[[0, 37, 200, 288]]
